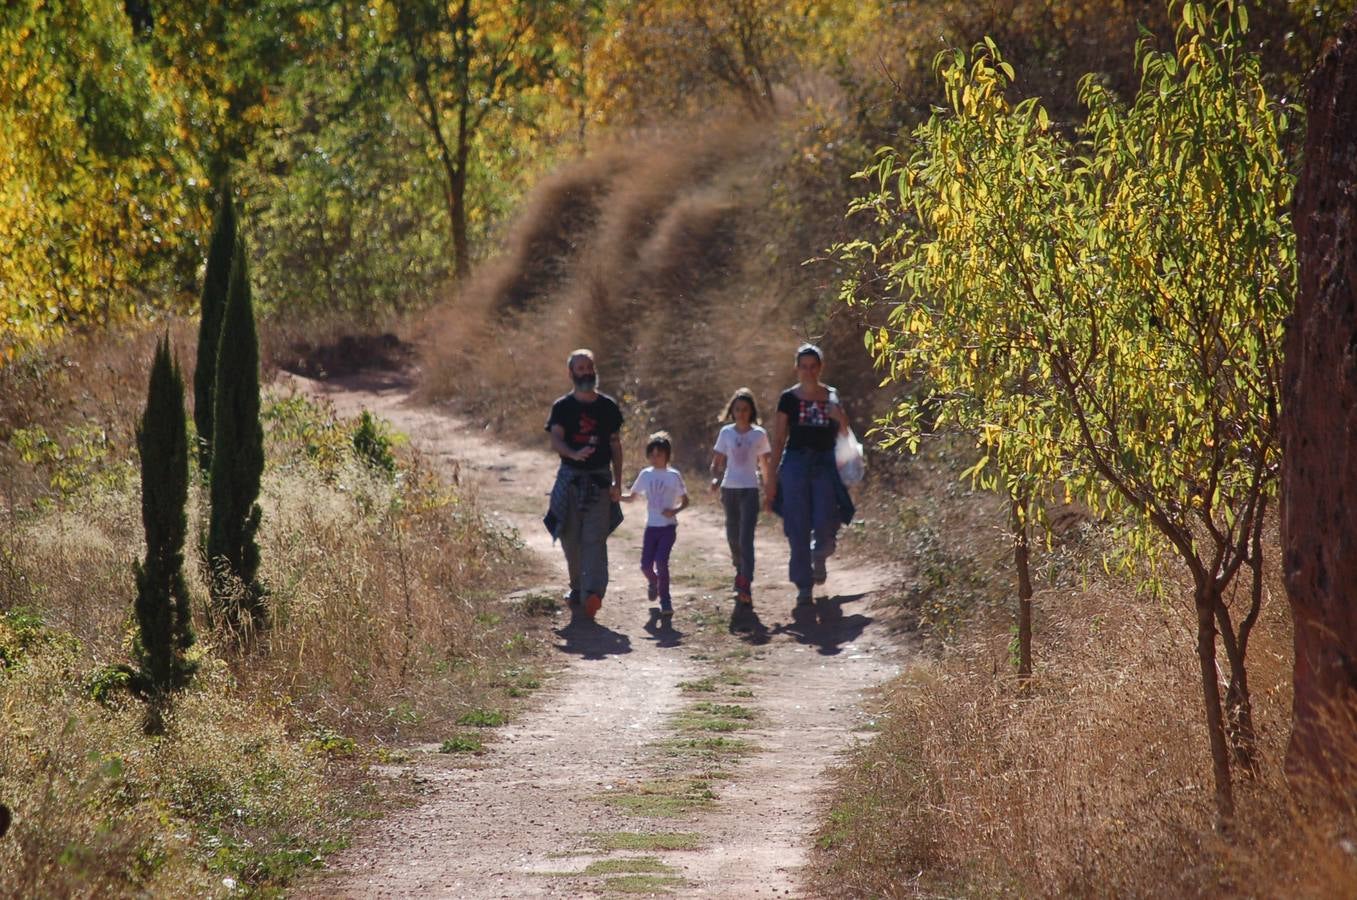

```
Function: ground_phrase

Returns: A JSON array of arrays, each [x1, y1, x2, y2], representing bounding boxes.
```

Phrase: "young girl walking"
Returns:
[[623, 431, 689, 619], [710, 388, 773, 606]]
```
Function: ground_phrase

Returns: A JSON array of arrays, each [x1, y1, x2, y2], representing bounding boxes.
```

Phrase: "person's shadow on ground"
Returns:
[[554, 611, 633, 660], [770, 592, 872, 656], [729, 604, 771, 645], [642, 609, 684, 648]]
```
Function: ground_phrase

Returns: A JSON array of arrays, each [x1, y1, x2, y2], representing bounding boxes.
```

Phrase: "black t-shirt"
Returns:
[[546, 392, 624, 470], [778, 386, 838, 452]]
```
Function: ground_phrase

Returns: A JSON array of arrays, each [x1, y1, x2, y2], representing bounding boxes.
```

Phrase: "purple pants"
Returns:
[[641, 524, 678, 602]]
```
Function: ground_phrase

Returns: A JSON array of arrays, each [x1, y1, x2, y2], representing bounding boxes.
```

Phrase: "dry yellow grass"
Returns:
[[413, 110, 880, 473], [812, 525, 1357, 897], [0, 329, 545, 895]]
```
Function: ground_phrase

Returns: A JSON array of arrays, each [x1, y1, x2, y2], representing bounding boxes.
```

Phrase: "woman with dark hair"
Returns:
[[765, 343, 855, 608], [710, 388, 773, 606]]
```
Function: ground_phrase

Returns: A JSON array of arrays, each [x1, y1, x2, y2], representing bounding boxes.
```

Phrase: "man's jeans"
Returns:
[[555, 465, 613, 599]]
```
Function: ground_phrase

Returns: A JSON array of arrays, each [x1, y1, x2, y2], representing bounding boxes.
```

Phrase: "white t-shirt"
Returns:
[[712, 424, 772, 490], [629, 466, 688, 528]]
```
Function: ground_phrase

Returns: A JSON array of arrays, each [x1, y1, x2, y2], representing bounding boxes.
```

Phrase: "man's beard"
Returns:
[[573, 375, 597, 392]]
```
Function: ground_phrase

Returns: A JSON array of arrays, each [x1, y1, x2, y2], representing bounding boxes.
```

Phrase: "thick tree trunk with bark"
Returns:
[[1282, 11, 1357, 781]]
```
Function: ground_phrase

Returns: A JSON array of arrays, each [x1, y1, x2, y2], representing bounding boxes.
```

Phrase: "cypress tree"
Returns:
[[207, 236, 266, 633], [131, 336, 196, 729], [194, 187, 236, 477]]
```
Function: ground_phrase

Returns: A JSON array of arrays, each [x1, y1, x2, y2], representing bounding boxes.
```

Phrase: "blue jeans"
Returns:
[[776, 448, 842, 591], [554, 465, 613, 599]]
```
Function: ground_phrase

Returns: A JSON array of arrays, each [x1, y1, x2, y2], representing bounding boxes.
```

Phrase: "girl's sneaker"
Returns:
[[812, 556, 828, 585], [647, 577, 659, 602], [659, 598, 674, 619]]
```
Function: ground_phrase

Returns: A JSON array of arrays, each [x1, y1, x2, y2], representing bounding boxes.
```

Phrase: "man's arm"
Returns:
[[550, 423, 593, 462], [609, 432, 623, 501]]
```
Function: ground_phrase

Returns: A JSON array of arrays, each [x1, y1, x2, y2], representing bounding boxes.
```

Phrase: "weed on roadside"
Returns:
[[439, 734, 485, 754], [457, 708, 507, 727]]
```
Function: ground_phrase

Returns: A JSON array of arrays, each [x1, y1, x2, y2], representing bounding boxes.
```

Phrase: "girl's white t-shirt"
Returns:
[[712, 424, 772, 489], [629, 466, 688, 528]]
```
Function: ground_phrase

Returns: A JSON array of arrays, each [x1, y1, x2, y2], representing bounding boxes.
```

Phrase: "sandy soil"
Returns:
[[288, 369, 910, 899]]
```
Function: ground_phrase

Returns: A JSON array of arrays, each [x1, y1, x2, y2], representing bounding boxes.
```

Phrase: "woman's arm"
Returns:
[[827, 389, 849, 435], [765, 411, 788, 511]]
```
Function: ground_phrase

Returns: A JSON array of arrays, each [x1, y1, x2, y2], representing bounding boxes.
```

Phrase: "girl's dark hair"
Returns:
[[795, 342, 823, 364], [719, 387, 760, 424], [645, 431, 673, 458]]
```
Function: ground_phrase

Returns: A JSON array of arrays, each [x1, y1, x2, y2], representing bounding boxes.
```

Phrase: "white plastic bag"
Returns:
[[835, 427, 865, 485]]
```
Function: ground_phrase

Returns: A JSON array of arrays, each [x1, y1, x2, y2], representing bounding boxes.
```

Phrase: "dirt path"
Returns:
[[289, 370, 909, 898]]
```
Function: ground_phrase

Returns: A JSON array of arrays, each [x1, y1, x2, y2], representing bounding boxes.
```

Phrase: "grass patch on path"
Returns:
[[603, 874, 686, 893], [601, 779, 717, 817], [584, 856, 675, 875], [587, 831, 702, 851]]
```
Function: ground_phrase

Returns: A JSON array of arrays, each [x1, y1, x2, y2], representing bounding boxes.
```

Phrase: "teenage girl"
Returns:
[[710, 388, 773, 606]]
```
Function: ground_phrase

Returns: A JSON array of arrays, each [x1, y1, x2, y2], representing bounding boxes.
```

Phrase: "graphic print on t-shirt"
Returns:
[[576, 411, 598, 446], [799, 399, 831, 428]]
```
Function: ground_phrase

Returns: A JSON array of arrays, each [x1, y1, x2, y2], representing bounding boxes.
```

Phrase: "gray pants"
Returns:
[[721, 487, 760, 583], [556, 466, 612, 599]]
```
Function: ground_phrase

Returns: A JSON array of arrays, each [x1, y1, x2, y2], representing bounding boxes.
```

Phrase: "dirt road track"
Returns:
[[288, 370, 909, 898]]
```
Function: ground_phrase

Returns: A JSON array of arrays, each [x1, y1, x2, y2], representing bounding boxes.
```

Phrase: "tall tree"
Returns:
[[207, 236, 266, 634], [194, 186, 235, 475], [845, 2, 1293, 822], [1281, 7, 1357, 783], [379, 0, 566, 279], [130, 335, 196, 731]]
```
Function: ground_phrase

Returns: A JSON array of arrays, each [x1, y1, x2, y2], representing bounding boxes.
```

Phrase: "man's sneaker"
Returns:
[[812, 555, 828, 586], [563, 589, 580, 607], [659, 598, 674, 619], [584, 593, 603, 619]]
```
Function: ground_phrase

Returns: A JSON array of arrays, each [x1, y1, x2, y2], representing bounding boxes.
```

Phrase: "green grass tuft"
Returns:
[[439, 733, 484, 753]]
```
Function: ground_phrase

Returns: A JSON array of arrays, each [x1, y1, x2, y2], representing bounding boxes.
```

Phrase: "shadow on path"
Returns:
[[770, 593, 873, 656], [553, 614, 633, 660], [729, 605, 771, 645], [642, 609, 685, 648]]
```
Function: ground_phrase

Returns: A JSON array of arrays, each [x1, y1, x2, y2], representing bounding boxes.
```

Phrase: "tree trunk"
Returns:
[[1281, 10, 1357, 782], [1012, 493, 1033, 682], [451, 96, 471, 281], [1218, 614, 1258, 774], [1196, 584, 1235, 824]]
